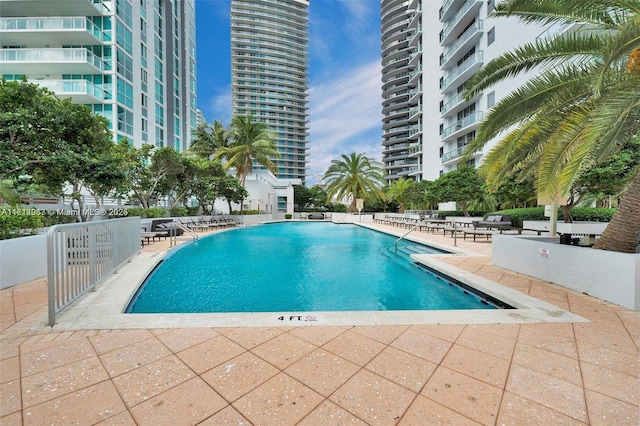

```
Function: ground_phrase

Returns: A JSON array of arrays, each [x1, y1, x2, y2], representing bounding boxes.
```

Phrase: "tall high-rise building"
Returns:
[[0, 0, 197, 151], [381, 0, 546, 182], [230, 0, 309, 184]]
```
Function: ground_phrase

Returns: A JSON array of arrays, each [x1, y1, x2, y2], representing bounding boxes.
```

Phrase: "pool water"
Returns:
[[127, 222, 497, 313]]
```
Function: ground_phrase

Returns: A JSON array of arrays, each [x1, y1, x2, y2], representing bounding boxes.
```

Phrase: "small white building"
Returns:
[[214, 170, 300, 215]]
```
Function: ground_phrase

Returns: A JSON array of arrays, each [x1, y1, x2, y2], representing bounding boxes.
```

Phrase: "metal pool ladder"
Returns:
[[394, 219, 429, 255]]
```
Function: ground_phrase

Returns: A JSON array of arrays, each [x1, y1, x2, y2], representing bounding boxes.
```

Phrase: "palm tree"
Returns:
[[323, 152, 386, 212], [189, 120, 229, 159], [215, 115, 280, 186], [386, 177, 415, 213], [463, 0, 640, 253]]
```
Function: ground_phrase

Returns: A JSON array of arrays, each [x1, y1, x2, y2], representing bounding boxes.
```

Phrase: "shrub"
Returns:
[[436, 210, 489, 218], [0, 207, 43, 240], [170, 206, 188, 217], [488, 207, 616, 227], [231, 209, 260, 215], [285, 213, 292, 219], [40, 213, 78, 227], [125, 207, 169, 218]]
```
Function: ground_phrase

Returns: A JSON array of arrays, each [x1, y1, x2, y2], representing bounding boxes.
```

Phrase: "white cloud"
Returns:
[[307, 60, 383, 175], [203, 85, 232, 125]]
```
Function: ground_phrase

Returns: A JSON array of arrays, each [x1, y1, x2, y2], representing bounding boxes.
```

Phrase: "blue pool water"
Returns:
[[127, 222, 498, 313]]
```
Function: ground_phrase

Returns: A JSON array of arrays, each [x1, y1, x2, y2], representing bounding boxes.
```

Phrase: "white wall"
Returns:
[[493, 235, 640, 310], [0, 235, 47, 289]]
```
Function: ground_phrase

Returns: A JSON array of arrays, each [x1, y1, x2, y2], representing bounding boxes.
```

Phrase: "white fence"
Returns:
[[47, 217, 141, 326]]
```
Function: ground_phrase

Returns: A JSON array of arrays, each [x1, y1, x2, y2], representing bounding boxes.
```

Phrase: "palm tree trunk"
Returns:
[[593, 171, 640, 253]]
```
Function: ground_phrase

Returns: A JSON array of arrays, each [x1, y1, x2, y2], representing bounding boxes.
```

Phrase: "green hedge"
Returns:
[[436, 210, 490, 218], [0, 207, 43, 240], [231, 209, 260, 215], [125, 207, 169, 218], [490, 207, 616, 227]]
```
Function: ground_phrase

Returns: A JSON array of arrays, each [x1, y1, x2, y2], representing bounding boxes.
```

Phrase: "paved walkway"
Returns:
[[1, 222, 638, 425]]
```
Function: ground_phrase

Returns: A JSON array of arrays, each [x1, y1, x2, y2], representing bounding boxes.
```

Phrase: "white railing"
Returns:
[[47, 217, 141, 326]]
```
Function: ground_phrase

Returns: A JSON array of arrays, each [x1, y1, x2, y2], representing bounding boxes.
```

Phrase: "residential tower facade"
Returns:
[[0, 0, 197, 151], [230, 0, 309, 184], [381, 0, 546, 182]]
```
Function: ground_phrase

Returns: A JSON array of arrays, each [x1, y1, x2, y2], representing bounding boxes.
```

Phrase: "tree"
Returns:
[[463, 0, 640, 252], [189, 120, 229, 160], [0, 79, 126, 221], [490, 173, 537, 210], [216, 115, 280, 186], [386, 178, 415, 213], [323, 153, 386, 212], [181, 158, 226, 214], [215, 174, 248, 214], [293, 185, 313, 211], [429, 166, 486, 216]]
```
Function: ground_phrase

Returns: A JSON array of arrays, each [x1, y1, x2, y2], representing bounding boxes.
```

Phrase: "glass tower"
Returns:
[[230, 0, 309, 184], [0, 0, 197, 151]]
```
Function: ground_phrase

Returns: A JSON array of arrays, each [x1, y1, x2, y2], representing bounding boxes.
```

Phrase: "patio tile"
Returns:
[[99, 337, 172, 378], [330, 369, 416, 426], [0, 356, 19, 383], [390, 329, 452, 364], [129, 377, 227, 425], [350, 325, 408, 344], [505, 364, 587, 423], [112, 355, 195, 407], [177, 335, 246, 374], [285, 348, 360, 397], [467, 322, 520, 340], [455, 326, 517, 361], [20, 338, 97, 376], [441, 344, 510, 388], [497, 391, 586, 425], [251, 332, 318, 370], [584, 389, 640, 426], [201, 351, 279, 402], [576, 340, 639, 377], [617, 311, 640, 347], [574, 326, 638, 355], [518, 323, 578, 358], [322, 329, 386, 366], [298, 400, 368, 426], [22, 357, 109, 408], [0, 412, 24, 426], [512, 342, 582, 386], [399, 394, 481, 425], [580, 362, 638, 405], [422, 366, 503, 425], [365, 346, 437, 392], [288, 325, 347, 346], [220, 327, 284, 349], [233, 373, 323, 426], [94, 410, 136, 424], [22, 381, 127, 426], [408, 324, 464, 342], [153, 327, 220, 353], [0, 379, 21, 417], [197, 405, 252, 425], [89, 330, 156, 355]]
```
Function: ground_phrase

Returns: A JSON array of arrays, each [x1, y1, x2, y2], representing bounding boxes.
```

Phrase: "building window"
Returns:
[[488, 27, 495, 46], [487, 0, 495, 12], [487, 91, 495, 108]]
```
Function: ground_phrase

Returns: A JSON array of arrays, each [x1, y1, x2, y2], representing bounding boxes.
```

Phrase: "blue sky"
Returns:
[[195, 0, 383, 183]]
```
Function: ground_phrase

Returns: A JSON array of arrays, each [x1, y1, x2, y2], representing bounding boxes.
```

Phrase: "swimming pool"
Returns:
[[127, 222, 501, 313]]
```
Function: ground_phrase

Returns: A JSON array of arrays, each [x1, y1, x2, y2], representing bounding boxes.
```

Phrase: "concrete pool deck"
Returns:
[[1, 221, 638, 424]]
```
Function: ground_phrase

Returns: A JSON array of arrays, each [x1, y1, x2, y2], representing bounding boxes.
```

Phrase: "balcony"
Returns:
[[441, 111, 483, 139], [440, 0, 465, 22], [408, 25, 421, 47], [440, 20, 483, 69], [441, 51, 483, 92], [0, 17, 109, 46], [408, 45, 422, 67], [441, 146, 466, 163], [440, 0, 482, 46], [0, 48, 106, 75], [408, 4, 421, 28], [408, 125, 422, 139], [441, 92, 464, 116], [408, 65, 421, 85], [34, 79, 106, 103], [0, 0, 111, 16], [409, 104, 422, 120], [408, 143, 422, 157], [408, 84, 422, 104], [408, 164, 423, 175]]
